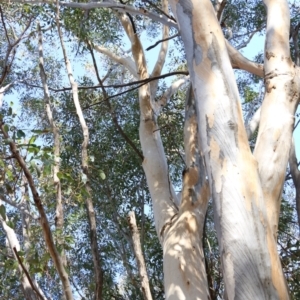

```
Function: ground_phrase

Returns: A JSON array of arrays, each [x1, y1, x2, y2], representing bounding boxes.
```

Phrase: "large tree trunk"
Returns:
[[169, 0, 292, 299], [118, 3, 211, 297]]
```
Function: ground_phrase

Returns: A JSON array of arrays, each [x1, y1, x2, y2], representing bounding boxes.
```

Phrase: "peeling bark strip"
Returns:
[[128, 211, 153, 300], [169, 0, 289, 299]]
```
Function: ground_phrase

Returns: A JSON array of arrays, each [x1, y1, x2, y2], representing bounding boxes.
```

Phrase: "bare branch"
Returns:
[[236, 26, 264, 50], [13, 247, 45, 300], [119, 8, 178, 241], [142, 0, 176, 22], [154, 75, 190, 114], [23, 71, 188, 93], [226, 40, 264, 77], [88, 42, 144, 160], [254, 0, 298, 255], [0, 5, 11, 45], [0, 12, 32, 86], [93, 44, 138, 78], [3, 0, 178, 28], [214, 0, 227, 21], [127, 211, 153, 300], [150, 0, 169, 98], [0, 83, 13, 109], [0, 199, 46, 300], [0, 196, 38, 219], [146, 33, 179, 51]]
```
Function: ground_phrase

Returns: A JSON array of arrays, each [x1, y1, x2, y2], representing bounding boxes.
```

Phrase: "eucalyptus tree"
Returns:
[[0, 0, 300, 300]]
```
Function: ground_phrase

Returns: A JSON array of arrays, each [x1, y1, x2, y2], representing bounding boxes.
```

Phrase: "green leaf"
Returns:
[[3, 124, 9, 133], [17, 250, 25, 257], [57, 171, 64, 179], [43, 164, 51, 176], [0, 205, 6, 220], [81, 187, 90, 197], [6, 169, 13, 181], [17, 129, 26, 139], [57, 172, 73, 182], [31, 128, 51, 134], [28, 144, 40, 154], [29, 136, 37, 144], [6, 220, 14, 228], [99, 170, 106, 180]]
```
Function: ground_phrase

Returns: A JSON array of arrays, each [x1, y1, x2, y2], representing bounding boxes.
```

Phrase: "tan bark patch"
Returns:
[[266, 51, 275, 60]]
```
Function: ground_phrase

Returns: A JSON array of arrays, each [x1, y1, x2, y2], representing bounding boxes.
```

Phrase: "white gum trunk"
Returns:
[[163, 86, 210, 300], [169, 0, 289, 298], [124, 9, 209, 298], [254, 0, 300, 239]]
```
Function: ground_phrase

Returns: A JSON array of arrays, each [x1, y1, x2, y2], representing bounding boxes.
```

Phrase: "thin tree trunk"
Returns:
[[254, 0, 299, 240], [55, 4, 103, 299], [128, 211, 153, 300], [38, 23, 66, 266]]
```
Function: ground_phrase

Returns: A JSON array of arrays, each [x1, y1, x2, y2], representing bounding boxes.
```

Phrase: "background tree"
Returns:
[[0, 0, 299, 299]]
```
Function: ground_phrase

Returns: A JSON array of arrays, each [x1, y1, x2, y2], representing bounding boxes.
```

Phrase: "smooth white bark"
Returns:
[[254, 0, 299, 240], [119, 10, 211, 299], [169, 0, 285, 298], [93, 44, 138, 78], [163, 85, 210, 300]]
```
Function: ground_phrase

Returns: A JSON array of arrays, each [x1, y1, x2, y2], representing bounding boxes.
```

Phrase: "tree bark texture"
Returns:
[[169, 0, 293, 299], [119, 4, 212, 298]]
